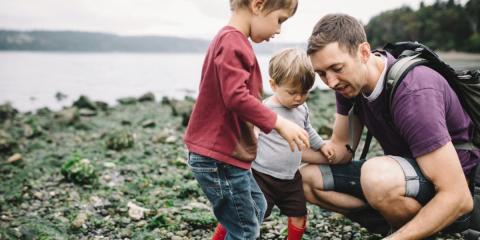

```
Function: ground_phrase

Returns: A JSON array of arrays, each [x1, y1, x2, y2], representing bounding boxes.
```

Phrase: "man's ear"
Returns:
[[358, 42, 371, 63], [250, 0, 265, 15]]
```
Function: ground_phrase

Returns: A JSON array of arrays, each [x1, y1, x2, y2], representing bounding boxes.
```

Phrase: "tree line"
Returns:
[[365, 0, 480, 52]]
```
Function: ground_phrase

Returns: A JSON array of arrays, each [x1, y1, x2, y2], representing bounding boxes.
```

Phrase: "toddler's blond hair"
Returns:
[[269, 48, 315, 93]]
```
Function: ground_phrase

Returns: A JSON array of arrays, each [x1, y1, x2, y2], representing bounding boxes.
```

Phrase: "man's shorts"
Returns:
[[318, 156, 472, 234], [252, 168, 307, 218]]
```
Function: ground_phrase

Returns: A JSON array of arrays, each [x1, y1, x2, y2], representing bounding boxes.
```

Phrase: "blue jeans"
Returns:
[[188, 152, 267, 240]]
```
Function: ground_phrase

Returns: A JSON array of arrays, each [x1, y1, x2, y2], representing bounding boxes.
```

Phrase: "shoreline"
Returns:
[[438, 51, 480, 61]]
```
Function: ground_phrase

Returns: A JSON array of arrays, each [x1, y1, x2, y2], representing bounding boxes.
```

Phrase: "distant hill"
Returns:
[[0, 30, 304, 53]]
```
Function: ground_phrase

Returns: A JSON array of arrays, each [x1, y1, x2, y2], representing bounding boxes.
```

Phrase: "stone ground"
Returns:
[[0, 90, 464, 239]]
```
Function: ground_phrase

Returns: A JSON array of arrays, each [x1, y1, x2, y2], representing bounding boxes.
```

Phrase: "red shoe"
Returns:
[[211, 223, 227, 240], [287, 217, 306, 240]]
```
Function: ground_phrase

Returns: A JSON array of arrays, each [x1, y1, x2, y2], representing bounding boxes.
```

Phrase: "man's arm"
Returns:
[[386, 142, 473, 240], [328, 113, 362, 164]]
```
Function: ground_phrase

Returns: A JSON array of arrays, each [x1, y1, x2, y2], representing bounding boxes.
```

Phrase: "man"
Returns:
[[301, 13, 480, 239]]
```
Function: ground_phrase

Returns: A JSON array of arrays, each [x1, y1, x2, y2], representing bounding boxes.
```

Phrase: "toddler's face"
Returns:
[[271, 80, 309, 109]]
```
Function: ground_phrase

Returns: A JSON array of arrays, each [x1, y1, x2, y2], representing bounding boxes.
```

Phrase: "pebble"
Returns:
[[6, 153, 22, 163], [72, 212, 88, 229]]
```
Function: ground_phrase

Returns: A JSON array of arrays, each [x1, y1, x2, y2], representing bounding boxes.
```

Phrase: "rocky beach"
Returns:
[[0, 90, 463, 239]]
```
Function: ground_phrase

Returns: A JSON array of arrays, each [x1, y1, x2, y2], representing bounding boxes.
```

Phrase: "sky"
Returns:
[[0, 0, 470, 43]]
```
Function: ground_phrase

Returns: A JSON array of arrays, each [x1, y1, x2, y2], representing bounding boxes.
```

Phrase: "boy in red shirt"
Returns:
[[184, 0, 308, 239]]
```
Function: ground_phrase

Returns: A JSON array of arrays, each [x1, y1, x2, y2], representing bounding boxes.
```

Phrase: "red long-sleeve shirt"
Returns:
[[184, 26, 277, 169]]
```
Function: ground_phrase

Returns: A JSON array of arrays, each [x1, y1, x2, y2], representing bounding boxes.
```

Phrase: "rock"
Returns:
[[176, 230, 187, 236], [151, 130, 169, 143], [317, 125, 333, 136], [61, 155, 97, 184], [343, 225, 352, 232], [33, 191, 43, 200], [72, 212, 88, 229], [89, 196, 104, 208], [0, 103, 17, 122], [105, 130, 135, 150], [165, 135, 177, 144], [94, 101, 109, 111], [141, 119, 156, 128], [0, 130, 15, 152], [127, 202, 150, 221], [55, 107, 78, 124], [78, 108, 97, 117], [121, 119, 132, 125], [117, 97, 137, 105], [181, 202, 210, 211], [138, 92, 155, 102], [6, 153, 22, 163], [168, 99, 194, 127], [55, 92, 67, 101], [174, 157, 187, 166], [23, 125, 34, 138], [73, 95, 97, 110], [103, 162, 116, 168]]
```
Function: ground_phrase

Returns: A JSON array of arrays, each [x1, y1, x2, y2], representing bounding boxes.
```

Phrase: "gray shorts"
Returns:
[[318, 156, 471, 235]]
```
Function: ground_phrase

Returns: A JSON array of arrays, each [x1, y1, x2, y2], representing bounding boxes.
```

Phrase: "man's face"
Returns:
[[309, 42, 366, 98]]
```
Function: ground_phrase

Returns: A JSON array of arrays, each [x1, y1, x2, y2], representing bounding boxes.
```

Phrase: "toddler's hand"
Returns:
[[275, 116, 310, 152], [321, 143, 336, 163]]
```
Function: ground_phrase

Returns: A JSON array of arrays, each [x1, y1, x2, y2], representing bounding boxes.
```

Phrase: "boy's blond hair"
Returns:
[[229, 0, 298, 15], [269, 48, 315, 93]]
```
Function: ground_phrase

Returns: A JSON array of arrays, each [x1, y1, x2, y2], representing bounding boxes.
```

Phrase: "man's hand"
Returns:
[[275, 115, 310, 151]]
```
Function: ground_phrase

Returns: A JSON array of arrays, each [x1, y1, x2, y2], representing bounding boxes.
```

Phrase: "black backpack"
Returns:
[[352, 42, 480, 158], [350, 41, 480, 238]]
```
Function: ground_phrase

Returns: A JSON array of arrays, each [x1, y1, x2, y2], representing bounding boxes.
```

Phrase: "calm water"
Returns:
[[0, 51, 478, 112], [0, 51, 326, 112]]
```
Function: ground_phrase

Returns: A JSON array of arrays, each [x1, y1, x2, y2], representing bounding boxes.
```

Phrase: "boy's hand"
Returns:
[[275, 116, 310, 152], [320, 143, 336, 163]]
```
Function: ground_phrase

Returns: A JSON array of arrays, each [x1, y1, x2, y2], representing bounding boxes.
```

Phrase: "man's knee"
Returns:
[[361, 157, 405, 207], [300, 164, 325, 191]]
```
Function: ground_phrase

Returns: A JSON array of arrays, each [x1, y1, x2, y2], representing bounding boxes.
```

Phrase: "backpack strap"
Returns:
[[386, 54, 427, 106], [386, 54, 479, 152], [348, 104, 357, 159], [360, 131, 373, 160]]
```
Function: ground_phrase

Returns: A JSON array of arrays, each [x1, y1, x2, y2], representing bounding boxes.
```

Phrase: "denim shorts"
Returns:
[[318, 156, 472, 235], [188, 152, 267, 240]]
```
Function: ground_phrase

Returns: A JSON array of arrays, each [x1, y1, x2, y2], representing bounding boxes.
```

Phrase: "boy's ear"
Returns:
[[250, 0, 265, 14]]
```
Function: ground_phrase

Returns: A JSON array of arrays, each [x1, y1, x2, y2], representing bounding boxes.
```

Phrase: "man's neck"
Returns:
[[363, 54, 386, 94]]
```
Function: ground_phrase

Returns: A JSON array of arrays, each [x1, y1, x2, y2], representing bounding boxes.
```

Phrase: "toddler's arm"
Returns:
[[302, 142, 336, 164], [302, 148, 330, 164]]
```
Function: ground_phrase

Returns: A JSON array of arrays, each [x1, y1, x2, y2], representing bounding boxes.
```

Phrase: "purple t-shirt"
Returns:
[[336, 52, 480, 174]]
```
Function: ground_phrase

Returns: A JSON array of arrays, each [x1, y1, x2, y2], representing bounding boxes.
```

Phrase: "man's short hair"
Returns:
[[307, 13, 367, 56], [229, 0, 298, 15], [269, 48, 315, 93]]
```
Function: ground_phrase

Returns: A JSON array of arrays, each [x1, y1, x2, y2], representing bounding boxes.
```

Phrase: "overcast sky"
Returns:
[[0, 0, 469, 43]]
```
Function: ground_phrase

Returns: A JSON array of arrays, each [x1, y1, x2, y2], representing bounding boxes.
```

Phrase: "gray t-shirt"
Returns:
[[336, 52, 480, 174], [252, 98, 324, 179]]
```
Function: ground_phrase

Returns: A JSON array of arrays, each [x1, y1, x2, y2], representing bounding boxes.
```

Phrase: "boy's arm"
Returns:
[[215, 37, 309, 151], [274, 116, 310, 151]]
